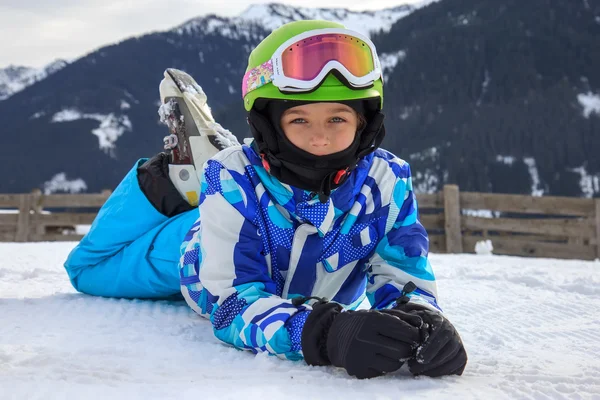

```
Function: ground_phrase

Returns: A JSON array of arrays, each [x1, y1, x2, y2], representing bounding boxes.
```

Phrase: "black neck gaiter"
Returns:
[[247, 100, 385, 203]]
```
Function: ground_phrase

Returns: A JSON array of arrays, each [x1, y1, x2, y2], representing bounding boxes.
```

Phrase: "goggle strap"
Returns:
[[242, 59, 275, 98]]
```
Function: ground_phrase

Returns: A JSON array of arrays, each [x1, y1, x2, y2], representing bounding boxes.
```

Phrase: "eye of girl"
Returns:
[[288, 116, 347, 124]]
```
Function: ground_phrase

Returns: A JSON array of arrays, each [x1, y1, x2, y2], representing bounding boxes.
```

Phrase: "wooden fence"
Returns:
[[1, 186, 599, 260], [417, 185, 600, 260], [0, 190, 111, 242]]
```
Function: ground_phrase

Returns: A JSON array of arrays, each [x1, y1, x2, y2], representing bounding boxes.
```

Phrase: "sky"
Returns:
[[0, 0, 423, 69]]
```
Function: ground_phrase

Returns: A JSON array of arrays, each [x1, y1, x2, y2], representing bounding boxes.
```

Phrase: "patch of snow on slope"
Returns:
[[52, 109, 83, 122], [43, 173, 87, 195], [92, 114, 132, 152], [523, 157, 545, 196], [1, 242, 599, 399], [51, 108, 132, 155], [496, 155, 515, 166], [410, 147, 441, 194], [476, 69, 490, 106], [380, 50, 406, 81], [30, 111, 46, 120], [410, 146, 438, 162], [569, 165, 600, 198], [413, 170, 439, 194], [577, 92, 600, 118], [0, 59, 68, 101], [497, 155, 545, 196], [399, 105, 419, 120]]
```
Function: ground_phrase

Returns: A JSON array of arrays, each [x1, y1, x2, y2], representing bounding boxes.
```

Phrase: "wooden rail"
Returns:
[[0, 190, 111, 242], [416, 187, 600, 260], [1, 186, 599, 261]]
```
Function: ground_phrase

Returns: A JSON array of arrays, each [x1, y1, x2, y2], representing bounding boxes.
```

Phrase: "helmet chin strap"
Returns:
[[247, 102, 386, 203]]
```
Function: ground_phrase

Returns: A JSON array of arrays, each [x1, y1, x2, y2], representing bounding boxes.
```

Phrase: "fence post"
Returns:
[[595, 199, 600, 260], [31, 189, 45, 240], [444, 184, 463, 253], [15, 194, 32, 242]]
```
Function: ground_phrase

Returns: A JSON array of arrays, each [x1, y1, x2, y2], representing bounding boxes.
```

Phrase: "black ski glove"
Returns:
[[137, 152, 194, 217], [394, 302, 468, 377], [301, 302, 423, 379]]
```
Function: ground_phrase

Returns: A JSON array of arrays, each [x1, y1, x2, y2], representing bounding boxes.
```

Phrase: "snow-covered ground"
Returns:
[[1, 242, 599, 400]]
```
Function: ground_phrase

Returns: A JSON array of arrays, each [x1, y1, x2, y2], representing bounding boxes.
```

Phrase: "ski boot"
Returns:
[[158, 68, 240, 206]]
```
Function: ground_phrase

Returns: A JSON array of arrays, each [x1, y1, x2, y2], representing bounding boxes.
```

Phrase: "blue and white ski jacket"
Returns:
[[179, 143, 439, 361]]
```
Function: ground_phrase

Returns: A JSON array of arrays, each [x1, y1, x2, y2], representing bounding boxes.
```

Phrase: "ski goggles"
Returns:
[[242, 28, 382, 98]]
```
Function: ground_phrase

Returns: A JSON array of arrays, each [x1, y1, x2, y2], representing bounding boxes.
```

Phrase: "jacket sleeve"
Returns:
[[366, 161, 441, 312], [179, 159, 310, 360]]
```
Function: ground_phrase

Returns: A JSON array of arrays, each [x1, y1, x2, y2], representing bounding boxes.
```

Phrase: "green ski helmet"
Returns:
[[242, 20, 384, 111]]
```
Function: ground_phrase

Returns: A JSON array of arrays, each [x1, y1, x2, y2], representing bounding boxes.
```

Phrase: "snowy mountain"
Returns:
[[0, 0, 598, 198], [0, 59, 68, 101], [175, 2, 438, 38], [0, 1, 428, 194]]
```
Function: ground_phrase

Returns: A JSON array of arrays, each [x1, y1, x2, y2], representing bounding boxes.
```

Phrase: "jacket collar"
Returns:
[[242, 142, 375, 235]]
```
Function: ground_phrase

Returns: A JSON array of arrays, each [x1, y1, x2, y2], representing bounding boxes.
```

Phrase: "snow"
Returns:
[[212, 122, 241, 148], [51, 108, 132, 155], [29, 111, 45, 120], [92, 114, 132, 153], [583, 0, 591, 10], [123, 90, 139, 105], [120, 100, 131, 110], [157, 101, 175, 124], [474, 239, 493, 255], [409, 147, 438, 162], [497, 155, 545, 197], [413, 170, 440, 194], [174, 2, 439, 39], [399, 105, 419, 120], [496, 155, 516, 166], [409, 147, 441, 194], [52, 109, 83, 122], [523, 157, 545, 197], [463, 209, 499, 218], [577, 92, 600, 118], [1, 242, 599, 399], [75, 225, 91, 235], [43, 173, 87, 195], [379, 50, 406, 81], [476, 69, 491, 106], [569, 165, 600, 198], [0, 59, 67, 101]]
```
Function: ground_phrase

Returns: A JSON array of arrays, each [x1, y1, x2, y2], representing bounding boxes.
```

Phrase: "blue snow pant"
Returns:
[[64, 159, 198, 299]]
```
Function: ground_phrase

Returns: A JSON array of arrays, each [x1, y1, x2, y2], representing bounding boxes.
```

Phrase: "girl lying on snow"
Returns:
[[64, 19, 467, 379]]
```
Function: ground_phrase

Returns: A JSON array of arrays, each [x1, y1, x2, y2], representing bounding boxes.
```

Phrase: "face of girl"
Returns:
[[279, 102, 359, 156]]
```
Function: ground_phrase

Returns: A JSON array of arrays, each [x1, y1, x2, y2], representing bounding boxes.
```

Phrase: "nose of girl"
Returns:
[[309, 129, 329, 147]]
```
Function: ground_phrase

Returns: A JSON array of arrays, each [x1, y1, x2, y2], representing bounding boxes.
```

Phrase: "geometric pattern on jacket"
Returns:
[[179, 143, 440, 360]]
